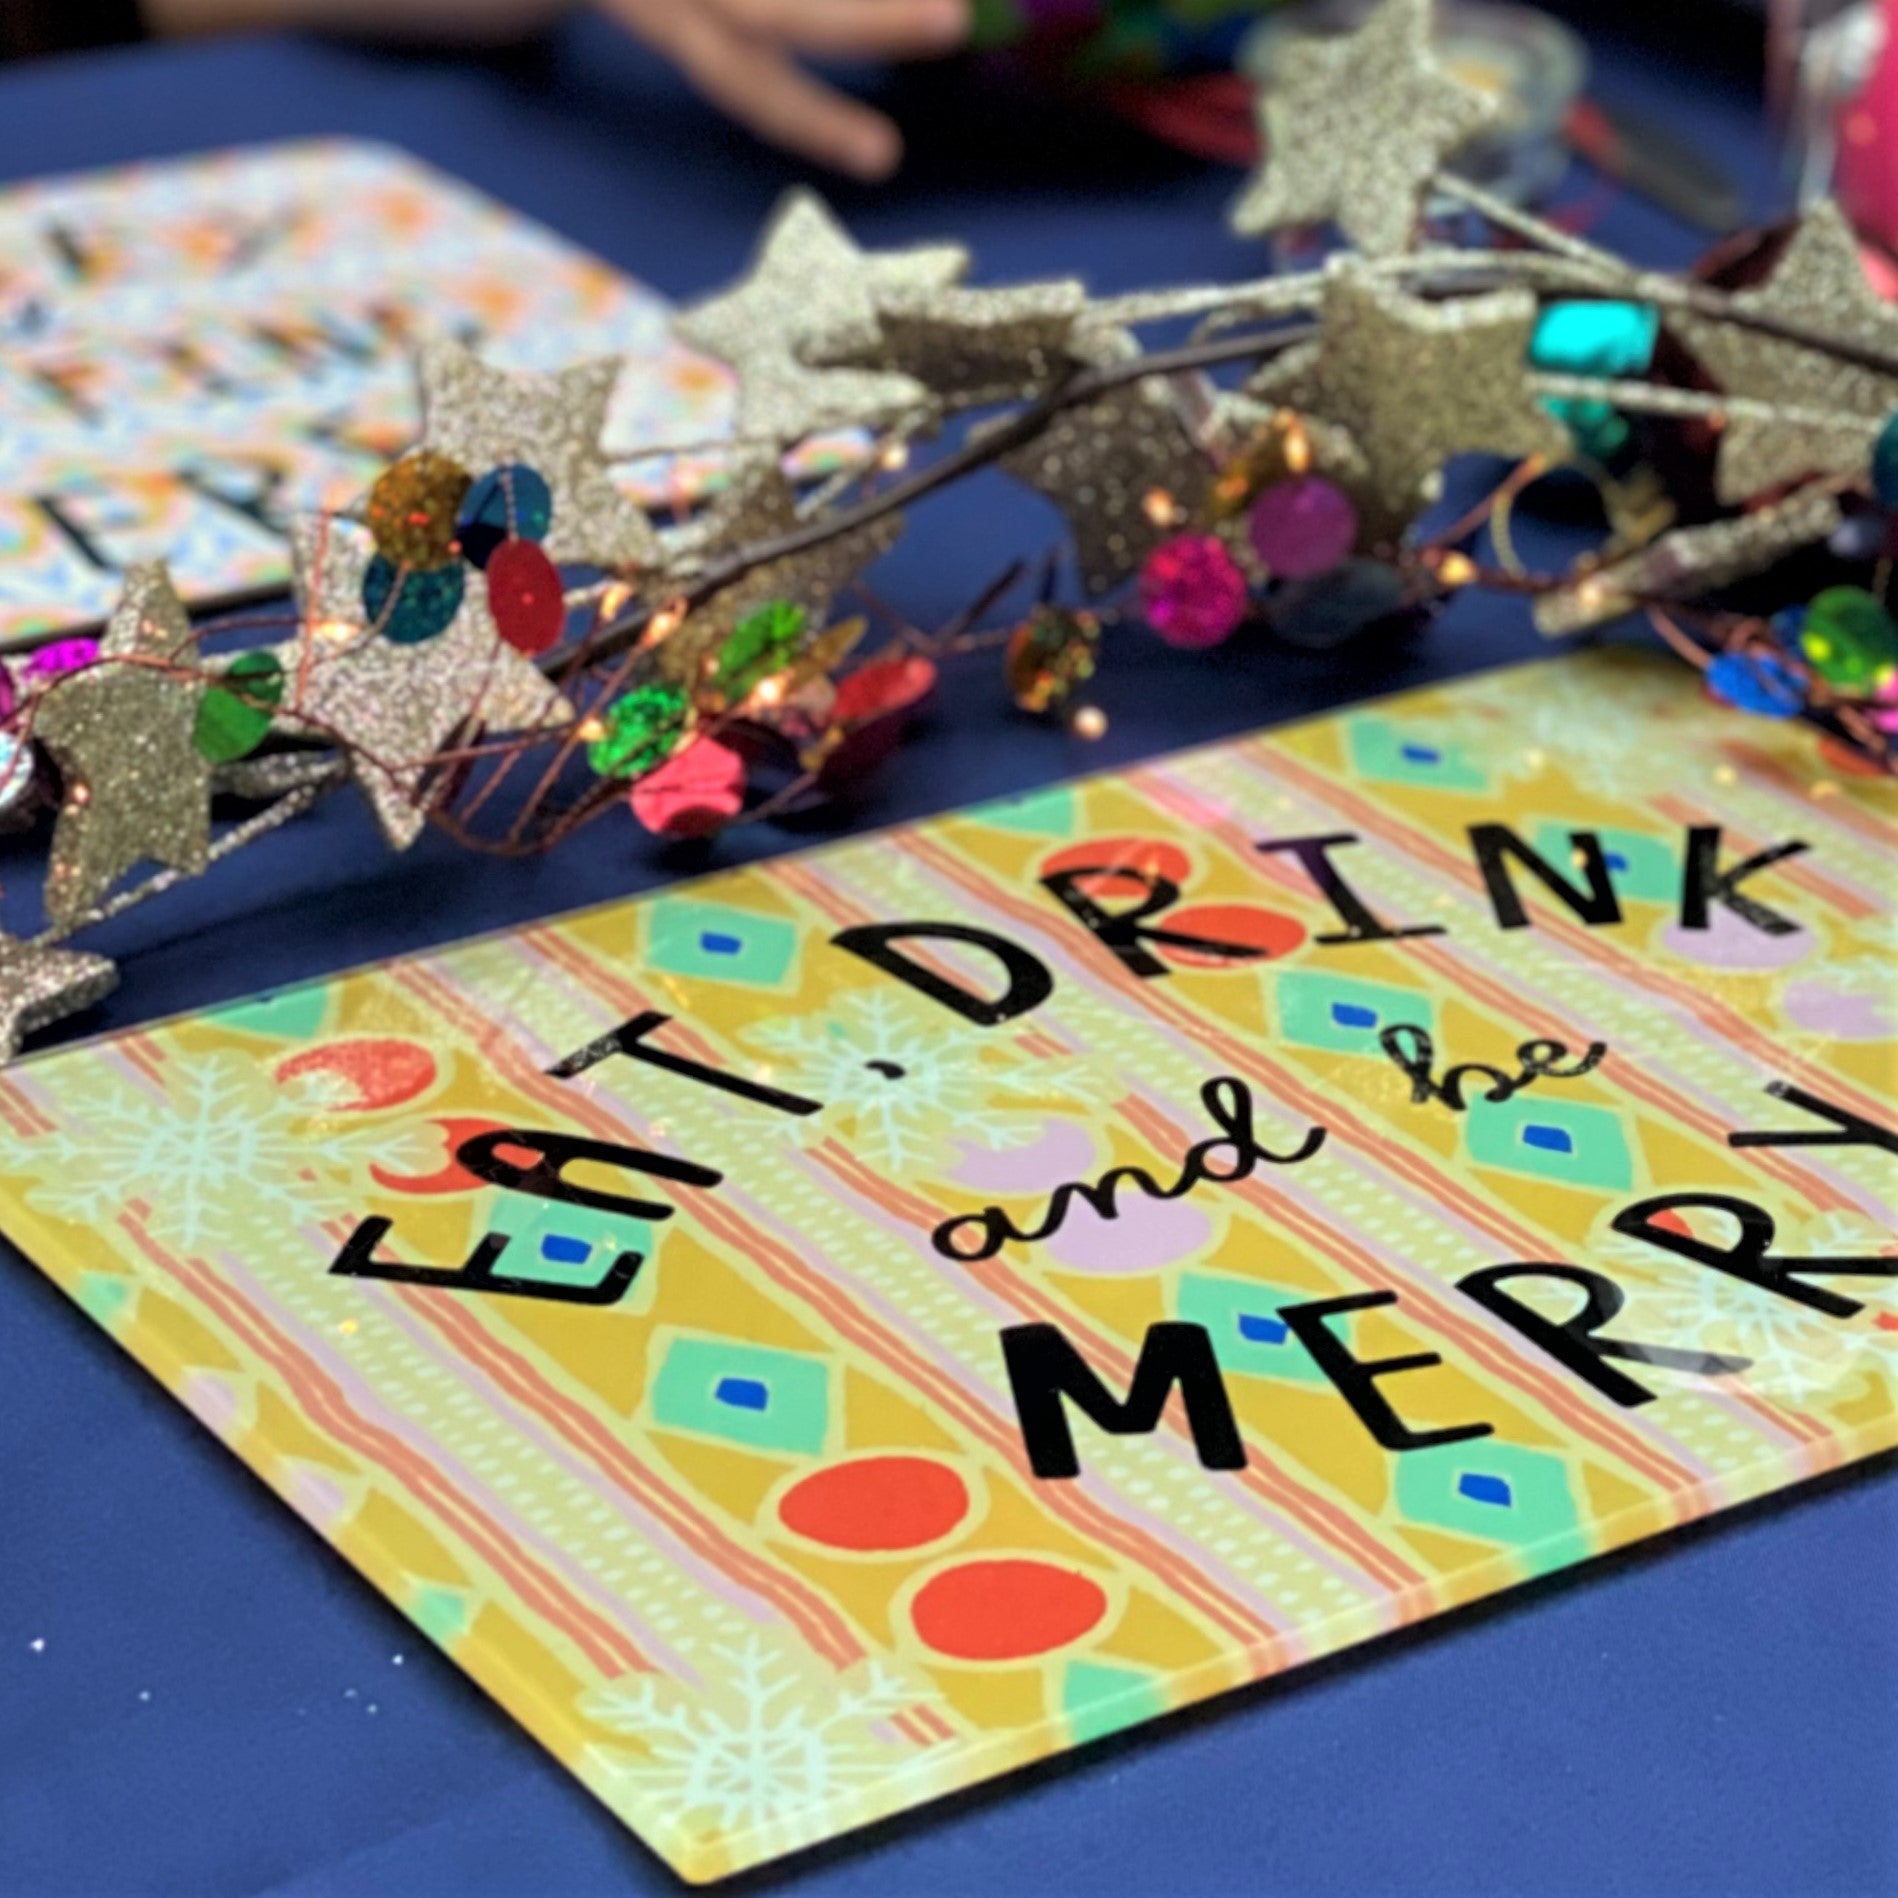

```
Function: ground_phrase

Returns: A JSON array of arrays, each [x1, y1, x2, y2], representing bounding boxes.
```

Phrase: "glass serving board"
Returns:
[[0, 646, 1891, 1882], [0, 138, 776, 640]]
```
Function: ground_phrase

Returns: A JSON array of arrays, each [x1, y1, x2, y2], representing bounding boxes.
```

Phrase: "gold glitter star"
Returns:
[[675, 189, 969, 442], [418, 340, 658, 571], [807, 281, 1131, 409], [34, 565, 213, 932], [661, 463, 904, 681], [272, 516, 575, 850], [1229, 0, 1495, 256], [1250, 264, 1568, 527], [997, 383, 1216, 597], [0, 934, 117, 1064], [1671, 200, 1898, 502]]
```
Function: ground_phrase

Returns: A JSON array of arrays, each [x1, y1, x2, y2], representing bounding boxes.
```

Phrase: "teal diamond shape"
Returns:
[[1530, 821, 1676, 904], [1465, 1094, 1634, 1193], [1394, 1439, 1585, 1576], [648, 1335, 831, 1454], [1062, 1659, 1164, 1745], [978, 785, 1077, 836], [1179, 1271, 1336, 1386], [643, 899, 799, 989], [1277, 969, 1436, 1057], [486, 1202, 658, 1296], [1347, 717, 1489, 792]]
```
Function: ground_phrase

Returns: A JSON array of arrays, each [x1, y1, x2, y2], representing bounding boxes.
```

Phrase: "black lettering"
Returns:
[[831, 921, 1054, 1026], [176, 455, 292, 539], [1278, 1291, 1492, 1451], [456, 1126, 722, 1222], [1679, 826, 1808, 935], [1468, 823, 1623, 931], [1729, 1079, 1898, 1158], [327, 1216, 643, 1306], [932, 1076, 1324, 1262], [1040, 866, 1284, 981], [1611, 1192, 1895, 1321], [1460, 1263, 1750, 1408], [1002, 1321, 1246, 1479], [1255, 831, 1445, 945], [548, 1009, 822, 1115], [31, 484, 141, 573]]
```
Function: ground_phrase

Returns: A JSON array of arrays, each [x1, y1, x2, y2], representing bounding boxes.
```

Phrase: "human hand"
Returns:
[[142, 0, 972, 179]]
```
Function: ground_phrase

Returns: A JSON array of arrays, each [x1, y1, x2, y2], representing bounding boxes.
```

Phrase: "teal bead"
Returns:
[[194, 649, 285, 763], [1531, 301, 1659, 460], [1799, 585, 1898, 691], [363, 556, 465, 645], [1871, 411, 1898, 507], [1531, 300, 1660, 378]]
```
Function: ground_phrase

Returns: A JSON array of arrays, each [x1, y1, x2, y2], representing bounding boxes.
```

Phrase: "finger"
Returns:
[[666, 18, 904, 179], [711, 0, 969, 60]]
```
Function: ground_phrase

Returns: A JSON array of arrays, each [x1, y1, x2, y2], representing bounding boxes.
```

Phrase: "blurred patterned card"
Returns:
[[0, 648, 1892, 1881], [0, 139, 761, 640]]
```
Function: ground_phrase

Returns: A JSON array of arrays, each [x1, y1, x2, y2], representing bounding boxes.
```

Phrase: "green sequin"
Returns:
[[712, 600, 807, 704], [587, 682, 690, 780], [1799, 585, 1898, 691], [193, 650, 285, 764]]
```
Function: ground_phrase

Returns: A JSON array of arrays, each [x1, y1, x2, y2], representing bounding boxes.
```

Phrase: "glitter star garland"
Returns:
[[4, 0, 1898, 1061]]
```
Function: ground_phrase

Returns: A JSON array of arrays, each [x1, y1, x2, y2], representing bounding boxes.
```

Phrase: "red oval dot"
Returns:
[[910, 1558, 1107, 1661], [1158, 902, 1307, 969], [275, 1038, 438, 1113], [778, 1456, 969, 1553], [487, 538, 565, 655], [1041, 835, 1193, 900]]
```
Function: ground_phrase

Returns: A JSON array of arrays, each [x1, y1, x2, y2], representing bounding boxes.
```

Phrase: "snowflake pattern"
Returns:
[[1417, 668, 1686, 798], [1597, 1210, 1898, 1404], [745, 988, 1100, 1174], [20, 1051, 431, 1253], [582, 1634, 945, 1846]]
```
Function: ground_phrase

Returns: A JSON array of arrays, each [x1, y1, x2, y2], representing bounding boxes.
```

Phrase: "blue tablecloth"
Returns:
[[0, 18, 1891, 1895]]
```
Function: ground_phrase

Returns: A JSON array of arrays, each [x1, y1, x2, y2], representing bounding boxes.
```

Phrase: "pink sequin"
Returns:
[[1247, 477, 1357, 579], [1138, 534, 1249, 649], [22, 637, 99, 683], [630, 735, 746, 837]]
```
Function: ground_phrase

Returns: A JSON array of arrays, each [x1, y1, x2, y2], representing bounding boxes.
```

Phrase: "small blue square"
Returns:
[[1605, 851, 1629, 873], [1521, 1124, 1575, 1155], [1330, 1001, 1379, 1030], [539, 1233, 592, 1266], [1399, 743, 1442, 765], [699, 931, 744, 956], [714, 1376, 770, 1412], [1237, 1314, 1288, 1346], [1457, 1471, 1514, 1508]]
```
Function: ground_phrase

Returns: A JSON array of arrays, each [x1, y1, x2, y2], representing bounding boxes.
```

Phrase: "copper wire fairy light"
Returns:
[[3, 0, 1897, 1052]]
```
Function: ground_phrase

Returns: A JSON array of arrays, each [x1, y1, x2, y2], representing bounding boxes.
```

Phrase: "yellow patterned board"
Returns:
[[1, 648, 1893, 1882]]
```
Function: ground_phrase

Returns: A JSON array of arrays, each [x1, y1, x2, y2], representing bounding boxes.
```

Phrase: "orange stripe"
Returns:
[[895, 829, 1699, 1494], [814, 1136, 1429, 1603], [409, 1292, 866, 1668], [393, 958, 1288, 1659], [1258, 747, 1897, 1138], [1135, 768, 1865, 1219], [124, 1216, 652, 1676], [1726, 740, 1898, 855], [505, 934, 1304, 1649]]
